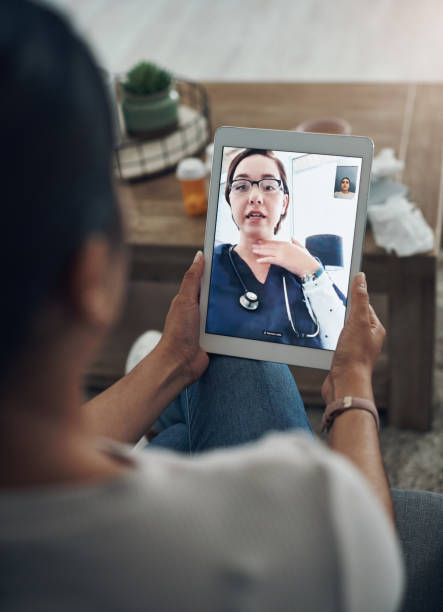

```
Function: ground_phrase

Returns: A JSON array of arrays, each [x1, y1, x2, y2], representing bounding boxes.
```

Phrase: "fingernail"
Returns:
[[193, 250, 203, 263], [358, 272, 366, 289]]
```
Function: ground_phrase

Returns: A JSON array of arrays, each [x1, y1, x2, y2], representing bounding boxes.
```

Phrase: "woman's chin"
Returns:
[[241, 226, 270, 241]]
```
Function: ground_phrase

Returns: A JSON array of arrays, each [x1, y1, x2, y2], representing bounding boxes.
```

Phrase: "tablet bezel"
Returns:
[[199, 126, 373, 370]]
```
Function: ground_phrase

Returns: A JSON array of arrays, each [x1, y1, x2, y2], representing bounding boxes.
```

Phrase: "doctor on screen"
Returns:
[[206, 149, 346, 350]]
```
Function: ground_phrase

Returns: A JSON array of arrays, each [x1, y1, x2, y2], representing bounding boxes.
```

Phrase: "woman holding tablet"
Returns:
[[206, 149, 346, 349], [2, 3, 442, 612]]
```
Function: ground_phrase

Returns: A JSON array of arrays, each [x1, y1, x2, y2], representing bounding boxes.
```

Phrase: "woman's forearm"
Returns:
[[83, 251, 208, 444], [326, 371, 394, 524], [83, 345, 188, 444], [328, 410, 394, 523]]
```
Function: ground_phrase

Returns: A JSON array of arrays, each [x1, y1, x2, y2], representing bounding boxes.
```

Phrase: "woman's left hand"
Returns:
[[252, 238, 321, 277]]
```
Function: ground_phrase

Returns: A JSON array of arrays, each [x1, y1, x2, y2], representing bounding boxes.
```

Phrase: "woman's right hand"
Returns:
[[321, 272, 386, 405], [154, 251, 209, 387]]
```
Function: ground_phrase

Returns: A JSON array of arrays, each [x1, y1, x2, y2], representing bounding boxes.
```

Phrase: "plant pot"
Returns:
[[121, 87, 179, 139]]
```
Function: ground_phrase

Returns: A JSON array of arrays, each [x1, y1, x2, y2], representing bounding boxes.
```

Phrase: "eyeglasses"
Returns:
[[230, 178, 283, 195]]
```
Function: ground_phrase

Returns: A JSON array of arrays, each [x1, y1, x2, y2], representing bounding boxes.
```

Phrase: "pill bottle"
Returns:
[[176, 158, 207, 216]]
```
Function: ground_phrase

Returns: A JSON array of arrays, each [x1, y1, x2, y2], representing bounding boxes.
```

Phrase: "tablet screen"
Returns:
[[205, 147, 362, 351]]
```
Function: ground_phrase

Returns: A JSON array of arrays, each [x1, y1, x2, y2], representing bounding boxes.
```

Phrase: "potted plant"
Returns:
[[121, 61, 179, 139]]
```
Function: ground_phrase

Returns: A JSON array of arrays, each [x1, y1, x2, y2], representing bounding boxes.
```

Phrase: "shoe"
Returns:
[[125, 330, 162, 374], [126, 330, 162, 452]]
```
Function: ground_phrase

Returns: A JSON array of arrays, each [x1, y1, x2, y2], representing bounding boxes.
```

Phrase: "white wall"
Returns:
[[45, 0, 443, 81]]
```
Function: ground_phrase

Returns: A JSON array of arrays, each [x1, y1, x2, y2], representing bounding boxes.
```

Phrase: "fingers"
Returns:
[[252, 242, 278, 254], [349, 272, 370, 323], [354, 271, 367, 292], [255, 257, 275, 264], [349, 274, 385, 341], [178, 250, 204, 300], [253, 240, 297, 256]]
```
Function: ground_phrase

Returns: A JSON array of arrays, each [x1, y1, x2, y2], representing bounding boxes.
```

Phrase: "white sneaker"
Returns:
[[125, 330, 162, 375], [126, 330, 162, 452]]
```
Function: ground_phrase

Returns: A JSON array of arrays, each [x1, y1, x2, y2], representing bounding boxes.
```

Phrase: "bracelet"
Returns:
[[320, 396, 380, 433]]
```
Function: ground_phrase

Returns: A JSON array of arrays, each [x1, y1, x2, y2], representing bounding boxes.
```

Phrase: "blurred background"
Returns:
[[47, 0, 443, 82], [44, 0, 443, 492]]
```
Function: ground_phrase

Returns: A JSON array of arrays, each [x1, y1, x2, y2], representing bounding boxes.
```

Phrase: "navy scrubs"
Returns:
[[206, 244, 324, 349]]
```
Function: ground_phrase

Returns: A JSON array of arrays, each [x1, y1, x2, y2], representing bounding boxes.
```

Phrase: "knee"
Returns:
[[197, 354, 302, 412], [187, 355, 310, 449], [206, 354, 292, 386]]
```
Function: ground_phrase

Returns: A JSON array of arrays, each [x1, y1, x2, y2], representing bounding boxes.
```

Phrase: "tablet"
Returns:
[[199, 126, 373, 370]]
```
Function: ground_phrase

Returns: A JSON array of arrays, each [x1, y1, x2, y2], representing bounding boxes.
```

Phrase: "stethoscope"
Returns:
[[228, 245, 319, 339]]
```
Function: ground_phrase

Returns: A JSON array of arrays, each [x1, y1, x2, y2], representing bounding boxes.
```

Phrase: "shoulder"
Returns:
[[213, 243, 232, 258], [211, 243, 234, 272], [2, 435, 401, 611], [130, 433, 386, 532], [131, 433, 403, 610]]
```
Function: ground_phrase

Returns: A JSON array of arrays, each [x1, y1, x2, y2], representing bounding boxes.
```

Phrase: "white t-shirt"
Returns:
[[334, 191, 355, 199], [0, 433, 404, 612]]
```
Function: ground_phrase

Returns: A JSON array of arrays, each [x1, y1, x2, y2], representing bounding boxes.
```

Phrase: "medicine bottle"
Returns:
[[176, 157, 207, 216]]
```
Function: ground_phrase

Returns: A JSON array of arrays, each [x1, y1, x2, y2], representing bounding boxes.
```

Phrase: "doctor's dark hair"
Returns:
[[0, 0, 122, 378], [341, 177, 351, 184], [225, 149, 289, 235]]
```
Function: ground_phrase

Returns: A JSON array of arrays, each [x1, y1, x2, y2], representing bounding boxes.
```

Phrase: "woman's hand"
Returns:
[[154, 251, 209, 386], [252, 238, 320, 276], [321, 272, 386, 404]]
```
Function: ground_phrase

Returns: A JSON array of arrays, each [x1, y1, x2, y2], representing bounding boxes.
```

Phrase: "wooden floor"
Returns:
[[49, 0, 443, 81]]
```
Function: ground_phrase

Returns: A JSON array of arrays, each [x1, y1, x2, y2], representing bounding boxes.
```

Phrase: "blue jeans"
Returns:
[[150, 355, 312, 453], [149, 355, 443, 612]]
